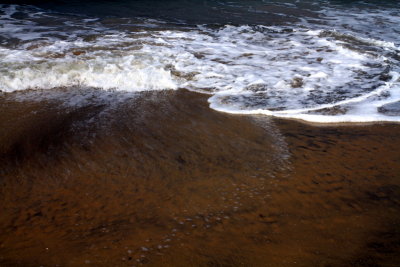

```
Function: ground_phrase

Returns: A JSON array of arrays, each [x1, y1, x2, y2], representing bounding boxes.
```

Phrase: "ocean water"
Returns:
[[1, 0, 399, 123]]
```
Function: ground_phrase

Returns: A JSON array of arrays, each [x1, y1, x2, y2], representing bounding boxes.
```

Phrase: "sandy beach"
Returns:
[[1, 89, 399, 266]]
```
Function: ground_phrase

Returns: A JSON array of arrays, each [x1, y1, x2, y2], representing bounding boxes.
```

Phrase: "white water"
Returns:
[[1, 4, 399, 123]]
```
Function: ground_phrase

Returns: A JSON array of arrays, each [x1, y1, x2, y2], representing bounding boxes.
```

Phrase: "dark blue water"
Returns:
[[5, 0, 398, 24]]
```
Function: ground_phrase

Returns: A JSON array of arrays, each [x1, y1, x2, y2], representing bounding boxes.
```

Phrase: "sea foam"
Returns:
[[1, 4, 399, 123]]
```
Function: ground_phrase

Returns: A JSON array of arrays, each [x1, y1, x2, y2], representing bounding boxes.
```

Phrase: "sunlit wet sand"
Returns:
[[0, 89, 399, 266]]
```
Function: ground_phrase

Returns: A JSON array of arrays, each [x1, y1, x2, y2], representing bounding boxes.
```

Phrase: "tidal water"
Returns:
[[1, 2, 400, 266], [1, 0, 400, 122]]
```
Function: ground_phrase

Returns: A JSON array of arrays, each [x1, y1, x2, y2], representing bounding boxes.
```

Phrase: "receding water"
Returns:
[[1, 2, 400, 266]]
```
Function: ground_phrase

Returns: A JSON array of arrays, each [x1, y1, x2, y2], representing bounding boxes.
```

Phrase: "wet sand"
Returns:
[[1, 89, 400, 266]]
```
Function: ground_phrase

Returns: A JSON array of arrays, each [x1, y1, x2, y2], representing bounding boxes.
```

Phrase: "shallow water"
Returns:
[[1, 1, 400, 122], [1, 1, 400, 266], [1, 89, 400, 266]]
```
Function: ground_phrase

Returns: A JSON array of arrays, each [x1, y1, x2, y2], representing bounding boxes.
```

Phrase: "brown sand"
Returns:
[[0, 89, 399, 266]]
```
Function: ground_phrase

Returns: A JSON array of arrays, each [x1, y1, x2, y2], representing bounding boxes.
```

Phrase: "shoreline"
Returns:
[[1, 88, 400, 266]]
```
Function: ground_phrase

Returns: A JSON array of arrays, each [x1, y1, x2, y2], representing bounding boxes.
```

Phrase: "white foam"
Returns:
[[1, 4, 400, 123], [0, 35, 178, 92]]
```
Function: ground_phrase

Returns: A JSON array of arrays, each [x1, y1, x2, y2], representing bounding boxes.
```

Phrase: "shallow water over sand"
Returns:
[[1, 1, 400, 265], [1, 89, 400, 266]]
